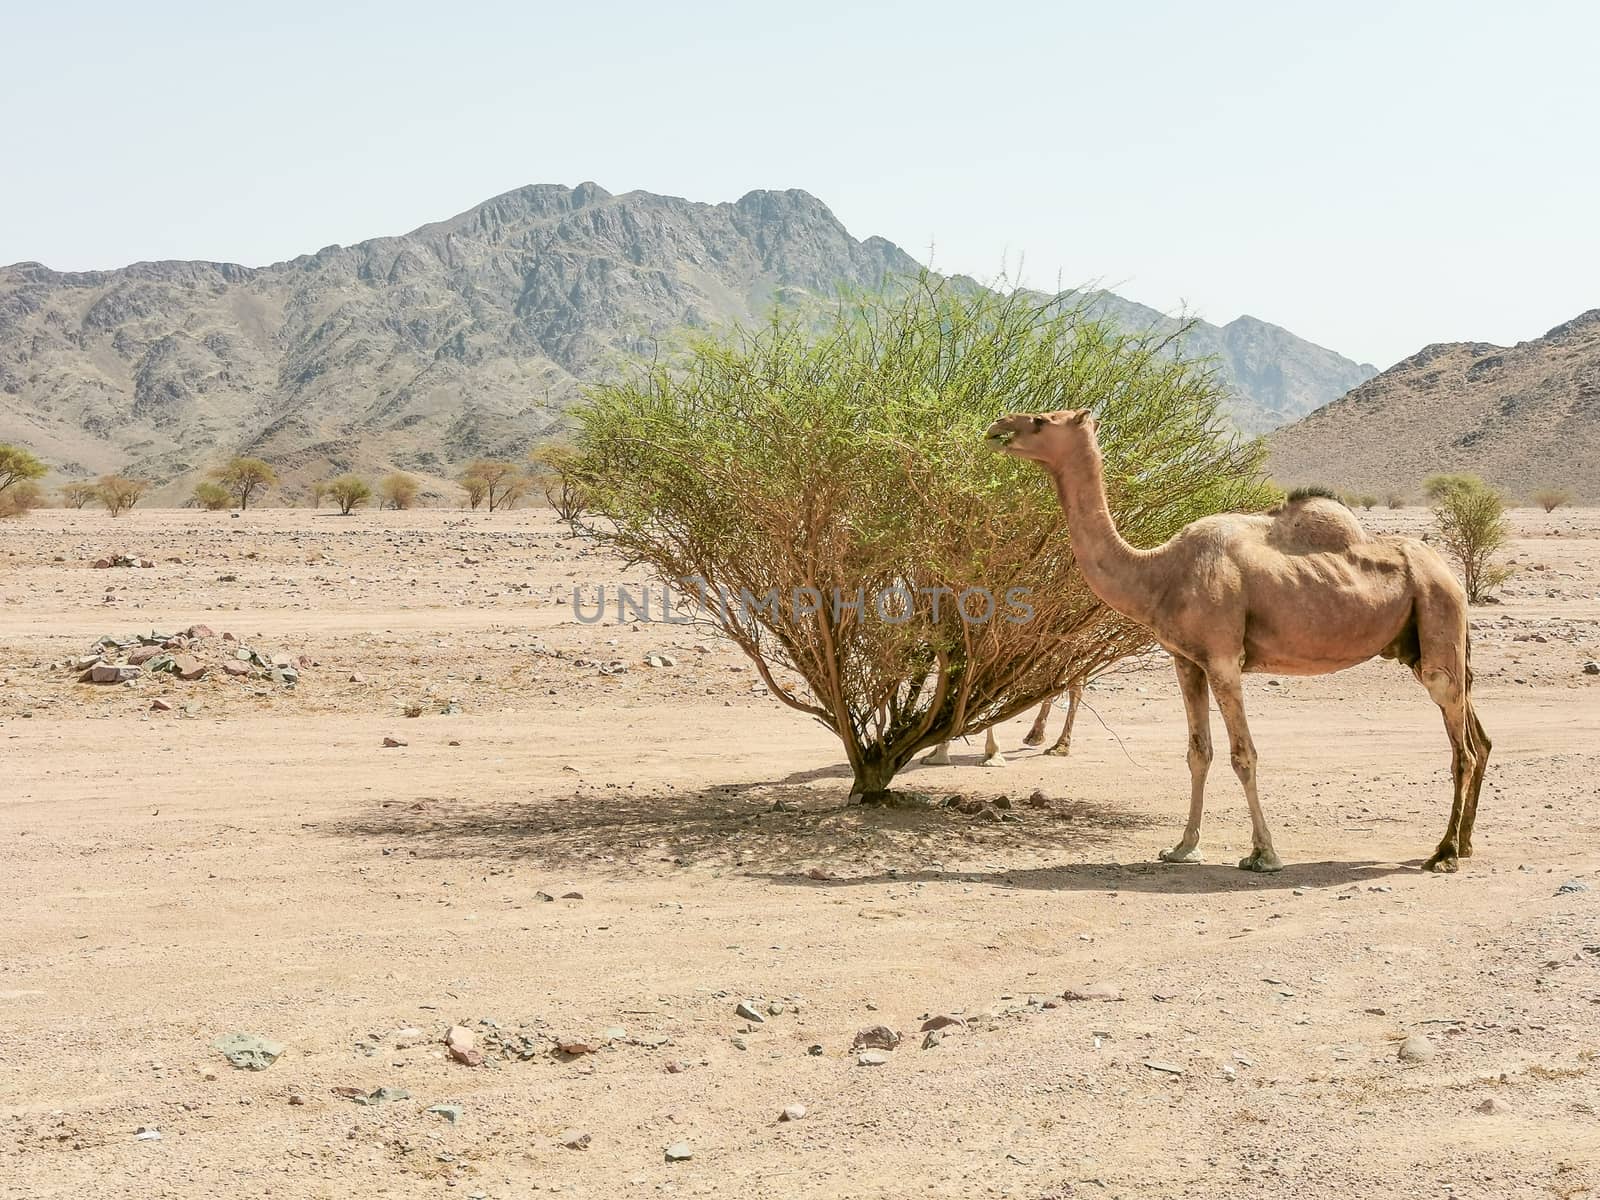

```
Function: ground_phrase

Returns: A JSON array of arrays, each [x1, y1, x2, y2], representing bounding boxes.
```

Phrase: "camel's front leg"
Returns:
[[1159, 658, 1211, 864], [1043, 682, 1083, 757], [981, 726, 1006, 767], [1207, 664, 1283, 872], [921, 741, 952, 766], [1023, 697, 1053, 746]]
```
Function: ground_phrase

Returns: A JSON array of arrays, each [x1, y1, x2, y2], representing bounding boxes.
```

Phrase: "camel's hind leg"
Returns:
[[1206, 661, 1282, 873], [1023, 697, 1053, 747], [1159, 659, 1213, 865], [981, 725, 1006, 767], [1414, 599, 1483, 873], [1043, 682, 1083, 757]]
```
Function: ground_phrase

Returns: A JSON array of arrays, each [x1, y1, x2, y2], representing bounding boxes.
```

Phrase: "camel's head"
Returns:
[[983, 409, 1095, 463]]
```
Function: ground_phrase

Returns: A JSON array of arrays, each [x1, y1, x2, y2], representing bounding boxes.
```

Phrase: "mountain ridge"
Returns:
[[1268, 309, 1600, 500], [1, 182, 1376, 498]]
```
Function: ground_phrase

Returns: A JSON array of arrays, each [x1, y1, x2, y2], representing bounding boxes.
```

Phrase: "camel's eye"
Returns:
[[1031, 416, 1044, 430]]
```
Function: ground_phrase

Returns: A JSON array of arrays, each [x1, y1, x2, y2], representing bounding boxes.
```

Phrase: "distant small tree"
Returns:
[[0, 479, 43, 518], [60, 480, 99, 509], [1356, 494, 1379, 510], [327, 475, 371, 515], [529, 442, 588, 525], [0, 444, 46, 498], [464, 459, 524, 512], [98, 475, 147, 517], [192, 480, 231, 510], [1432, 476, 1512, 603], [214, 457, 278, 509], [1423, 473, 1477, 504], [379, 472, 420, 510], [460, 476, 488, 510], [1531, 487, 1571, 514], [1386, 492, 1408, 509], [309, 480, 330, 509]]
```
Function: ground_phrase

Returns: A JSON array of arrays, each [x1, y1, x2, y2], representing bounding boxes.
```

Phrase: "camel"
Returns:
[[921, 684, 1085, 767], [984, 409, 1490, 873]]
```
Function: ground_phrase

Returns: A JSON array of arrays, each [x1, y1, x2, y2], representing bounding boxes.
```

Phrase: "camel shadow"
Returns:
[[751, 856, 1416, 895]]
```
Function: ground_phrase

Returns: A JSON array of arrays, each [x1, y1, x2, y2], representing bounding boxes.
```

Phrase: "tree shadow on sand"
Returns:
[[329, 769, 1417, 892]]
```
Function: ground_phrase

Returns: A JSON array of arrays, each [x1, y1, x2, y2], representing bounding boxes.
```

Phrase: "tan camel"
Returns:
[[922, 684, 1085, 767], [984, 409, 1490, 873]]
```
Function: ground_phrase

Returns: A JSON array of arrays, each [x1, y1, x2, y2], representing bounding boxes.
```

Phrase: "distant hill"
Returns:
[[0, 182, 1375, 498], [1269, 310, 1600, 501]]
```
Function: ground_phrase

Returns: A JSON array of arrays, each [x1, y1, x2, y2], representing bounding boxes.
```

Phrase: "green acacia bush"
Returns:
[[192, 481, 231, 510], [1432, 475, 1512, 603], [569, 277, 1273, 795]]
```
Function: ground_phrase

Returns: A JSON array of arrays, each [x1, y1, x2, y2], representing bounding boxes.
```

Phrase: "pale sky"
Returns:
[[3, 0, 1595, 368]]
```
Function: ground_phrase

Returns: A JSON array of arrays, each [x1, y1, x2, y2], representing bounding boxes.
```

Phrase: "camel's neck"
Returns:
[[1043, 442, 1157, 626]]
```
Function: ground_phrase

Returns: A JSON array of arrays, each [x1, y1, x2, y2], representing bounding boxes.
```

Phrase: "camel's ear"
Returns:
[[1067, 409, 1090, 425]]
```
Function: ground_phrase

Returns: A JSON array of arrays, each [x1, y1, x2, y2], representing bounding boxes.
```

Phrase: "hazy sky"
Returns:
[[4, 0, 1595, 367]]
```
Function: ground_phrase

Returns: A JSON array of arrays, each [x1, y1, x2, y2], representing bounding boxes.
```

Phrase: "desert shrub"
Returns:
[[1356, 494, 1379, 510], [1423, 472, 1478, 503], [192, 480, 231, 510], [213, 457, 278, 509], [529, 442, 588, 524], [309, 480, 330, 508], [1386, 492, 1408, 509], [570, 275, 1273, 795], [1531, 487, 1571, 513], [97, 475, 146, 517], [1432, 476, 1512, 603], [462, 460, 524, 512], [326, 475, 372, 515], [60, 480, 99, 509], [460, 476, 488, 510], [0, 444, 46, 499], [379, 472, 420, 510], [0, 479, 44, 518]]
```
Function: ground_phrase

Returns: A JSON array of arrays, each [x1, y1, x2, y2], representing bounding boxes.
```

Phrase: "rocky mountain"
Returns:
[[1269, 310, 1600, 501], [0, 182, 1375, 498]]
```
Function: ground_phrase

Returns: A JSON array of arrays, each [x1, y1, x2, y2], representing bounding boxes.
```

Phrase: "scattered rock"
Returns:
[[1143, 1060, 1184, 1076], [1062, 982, 1121, 1002], [1476, 1097, 1510, 1115], [287, 1092, 306, 1106], [151, 698, 173, 712], [851, 1025, 900, 1051], [561, 891, 583, 900], [779, 1103, 807, 1122], [222, 660, 251, 677], [664, 1142, 693, 1162], [1026, 789, 1050, 808], [1584, 661, 1600, 676], [428, 1103, 463, 1124], [919, 1014, 966, 1033], [922, 1030, 944, 1050], [382, 737, 407, 748], [445, 1025, 484, 1067], [857, 1049, 891, 1066], [212, 1032, 284, 1071], [134, 1128, 162, 1141], [84, 663, 140, 684], [173, 656, 206, 681], [735, 1001, 766, 1024], [559, 1129, 592, 1150], [555, 1036, 597, 1056], [1556, 880, 1591, 895], [1397, 1034, 1435, 1063]]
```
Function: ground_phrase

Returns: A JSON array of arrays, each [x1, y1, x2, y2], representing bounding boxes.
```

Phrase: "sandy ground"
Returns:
[[2, 506, 1599, 1200]]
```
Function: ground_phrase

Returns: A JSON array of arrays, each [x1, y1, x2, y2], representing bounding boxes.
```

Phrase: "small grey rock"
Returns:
[[664, 1141, 693, 1162], [1556, 880, 1590, 895], [735, 1000, 766, 1023], [779, 1103, 807, 1122], [851, 1025, 900, 1051], [1397, 1034, 1435, 1063], [857, 1049, 891, 1066]]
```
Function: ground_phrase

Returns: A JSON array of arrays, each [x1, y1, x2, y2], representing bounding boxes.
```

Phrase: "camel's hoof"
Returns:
[[1022, 731, 1046, 747], [921, 747, 952, 766], [1158, 845, 1202, 864], [1237, 849, 1284, 873], [981, 753, 1007, 768], [1043, 742, 1072, 758], [1458, 843, 1474, 858], [1423, 851, 1460, 873]]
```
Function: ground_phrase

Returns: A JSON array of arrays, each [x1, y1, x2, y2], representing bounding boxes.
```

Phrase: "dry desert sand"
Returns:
[[3, 506, 1599, 1199]]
